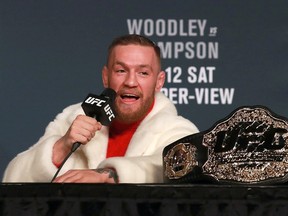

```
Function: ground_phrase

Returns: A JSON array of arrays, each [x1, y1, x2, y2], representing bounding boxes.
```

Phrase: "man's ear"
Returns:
[[102, 66, 109, 88], [155, 71, 166, 92]]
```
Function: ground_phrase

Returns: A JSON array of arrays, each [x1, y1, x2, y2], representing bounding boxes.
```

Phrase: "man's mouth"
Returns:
[[120, 93, 140, 102]]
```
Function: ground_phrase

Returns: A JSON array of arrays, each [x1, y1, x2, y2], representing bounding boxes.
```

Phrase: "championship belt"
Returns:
[[163, 106, 288, 184]]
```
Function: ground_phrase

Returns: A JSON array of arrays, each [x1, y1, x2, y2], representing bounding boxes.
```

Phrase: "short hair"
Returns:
[[106, 34, 161, 66]]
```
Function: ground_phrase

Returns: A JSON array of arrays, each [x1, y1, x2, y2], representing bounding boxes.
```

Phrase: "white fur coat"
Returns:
[[3, 92, 198, 183]]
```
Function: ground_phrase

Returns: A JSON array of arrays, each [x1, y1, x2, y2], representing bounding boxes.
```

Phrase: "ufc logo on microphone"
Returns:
[[85, 97, 106, 107], [104, 104, 115, 121]]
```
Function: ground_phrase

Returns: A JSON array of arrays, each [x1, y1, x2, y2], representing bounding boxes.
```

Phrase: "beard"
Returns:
[[114, 94, 154, 124]]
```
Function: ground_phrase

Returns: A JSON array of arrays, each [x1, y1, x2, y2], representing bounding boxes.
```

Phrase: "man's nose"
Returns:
[[124, 72, 138, 87]]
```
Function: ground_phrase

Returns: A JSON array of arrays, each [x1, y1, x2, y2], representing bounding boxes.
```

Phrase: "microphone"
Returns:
[[71, 88, 117, 152], [51, 88, 117, 182], [81, 88, 117, 126]]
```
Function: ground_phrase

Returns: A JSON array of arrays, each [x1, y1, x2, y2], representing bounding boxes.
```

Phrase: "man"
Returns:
[[3, 34, 198, 183]]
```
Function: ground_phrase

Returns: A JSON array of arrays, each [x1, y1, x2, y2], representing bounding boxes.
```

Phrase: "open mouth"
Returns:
[[120, 93, 140, 102]]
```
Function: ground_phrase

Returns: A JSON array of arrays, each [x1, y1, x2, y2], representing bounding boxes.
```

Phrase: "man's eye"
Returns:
[[116, 69, 125, 73], [139, 71, 149, 76]]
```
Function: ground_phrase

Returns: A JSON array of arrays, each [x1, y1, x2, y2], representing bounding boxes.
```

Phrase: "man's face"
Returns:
[[102, 44, 165, 124]]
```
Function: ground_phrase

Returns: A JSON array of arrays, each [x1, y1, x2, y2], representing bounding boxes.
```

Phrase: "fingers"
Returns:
[[53, 170, 82, 183], [66, 115, 102, 145], [53, 169, 112, 183]]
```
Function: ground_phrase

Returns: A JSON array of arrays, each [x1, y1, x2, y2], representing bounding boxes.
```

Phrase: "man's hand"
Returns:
[[52, 115, 102, 166], [63, 115, 102, 147], [52, 168, 119, 183]]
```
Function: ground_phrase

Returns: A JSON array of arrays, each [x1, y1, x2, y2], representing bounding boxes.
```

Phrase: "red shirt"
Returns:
[[106, 101, 154, 158]]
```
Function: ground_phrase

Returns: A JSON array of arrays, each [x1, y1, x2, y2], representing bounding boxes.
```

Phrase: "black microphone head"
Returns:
[[100, 88, 116, 101], [81, 88, 117, 126]]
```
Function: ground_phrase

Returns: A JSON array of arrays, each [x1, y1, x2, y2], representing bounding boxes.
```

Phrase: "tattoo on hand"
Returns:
[[94, 168, 119, 183]]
